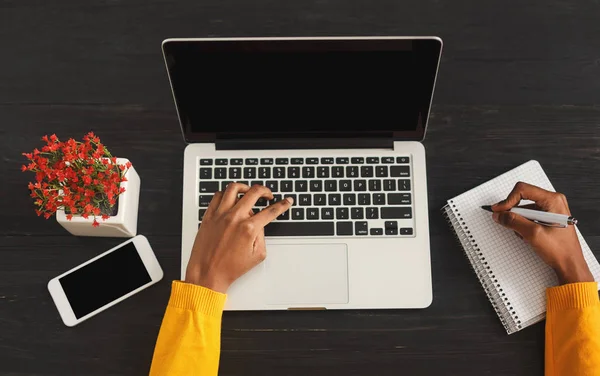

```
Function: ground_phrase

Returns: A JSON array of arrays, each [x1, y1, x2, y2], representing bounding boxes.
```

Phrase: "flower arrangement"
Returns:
[[21, 132, 131, 227]]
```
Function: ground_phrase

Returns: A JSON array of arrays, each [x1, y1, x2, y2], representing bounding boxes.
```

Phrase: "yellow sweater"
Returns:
[[149, 281, 600, 376]]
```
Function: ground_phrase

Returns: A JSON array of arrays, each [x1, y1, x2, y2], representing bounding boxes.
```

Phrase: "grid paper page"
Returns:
[[447, 160, 600, 333]]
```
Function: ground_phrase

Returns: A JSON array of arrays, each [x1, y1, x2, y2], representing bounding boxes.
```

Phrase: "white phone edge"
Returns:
[[47, 235, 164, 327]]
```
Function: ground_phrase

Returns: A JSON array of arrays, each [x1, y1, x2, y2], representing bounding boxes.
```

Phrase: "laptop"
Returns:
[[162, 37, 443, 310]]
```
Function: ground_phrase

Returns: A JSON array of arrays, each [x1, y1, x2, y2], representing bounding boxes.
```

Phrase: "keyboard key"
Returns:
[[295, 180, 308, 192], [229, 167, 241, 179], [401, 228, 414, 235], [314, 194, 326, 206], [277, 210, 290, 220], [336, 207, 349, 219], [199, 195, 213, 207], [276, 158, 289, 165], [200, 182, 219, 193], [322, 207, 334, 219], [269, 194, 282, 205], [397, 157, 410, 164], [216, 158, 228, 165], [369, 179, 382, 191], [383, 179, 396, 191], [266, 221, 334, 236], [310, 180, 322, 192], [351, 207, 364, 219], [266, 181, 278, 192], [288, 167, 300, 178], [373, 193, 386, 205], [200, 168, 212, 180], [366, 207, 379, 219], [358, 193, 371, 205], [291, 158, 304, 165], [329, 194, 341, 205], [306, 158, 319, 164], [346, 166, 359, 178], [336, 157, 349, 164], [351, 157, 364, 164], [274, 167, 286, 178], [317, 166, 329, 178], [199, 209, 207, 220], [388, 193, 411, 205], [360, 166, 373, 177], [336, 221, 353, 235], [245, 158, 258, 165], [385, 221, 398, 228], [307, 208, 319, 220], [391, 166, 410, 177], [292, 208, 304, 220], [382, 157, 394, 163], [343, 193, 356, 205], [221, 181, 232, 190], [332, 166, 344, 178], [200, 159, 213, 165], [284, 194, 297, 206], [381, 207, 412, 219], [398, 179, 411, 191], [215, 168, 227, 179], [339, 180, 352, 191], [325, 180, 337, 192], [299, 194, 311, 206], [302, 167, 315, 178], [231, 159, 243, 165], [385, 227, 398, 235], [251, 180, 264, 187], [354, 180, 367, 191], [320, 157, 334, 164], [244, 167, 257, 179], [259, 167, 271, 179], [260, 158, 274, 165], [367, 157, 379, 164], [256, 197, 268, 207], [376, 166, 388, 177], [355, 221, 368, 235], [281, 181, 293, 192], [370, 228, 383, 235]]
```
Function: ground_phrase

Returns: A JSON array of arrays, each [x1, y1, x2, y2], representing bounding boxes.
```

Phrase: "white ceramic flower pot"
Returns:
[[56, 158, 140, 237]]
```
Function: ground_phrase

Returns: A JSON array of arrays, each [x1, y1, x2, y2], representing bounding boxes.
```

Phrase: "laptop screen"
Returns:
[[163, 38, 442, 143]]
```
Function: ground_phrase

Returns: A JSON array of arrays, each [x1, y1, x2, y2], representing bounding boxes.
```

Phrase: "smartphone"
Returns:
[[48, 235, 163, 327]]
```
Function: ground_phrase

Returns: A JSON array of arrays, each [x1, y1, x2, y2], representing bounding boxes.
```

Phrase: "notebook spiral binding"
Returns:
[[442, 203, 522, 334]]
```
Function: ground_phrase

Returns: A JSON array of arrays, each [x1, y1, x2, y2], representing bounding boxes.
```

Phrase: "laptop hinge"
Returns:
[[216, 138, 393, 151]]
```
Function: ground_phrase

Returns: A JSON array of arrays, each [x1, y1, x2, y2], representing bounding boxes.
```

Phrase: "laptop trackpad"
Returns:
[[265, 244, 349, 306]]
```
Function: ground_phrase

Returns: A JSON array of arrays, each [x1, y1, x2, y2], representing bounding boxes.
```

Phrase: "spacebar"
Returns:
[[265, 222, 335, 236]]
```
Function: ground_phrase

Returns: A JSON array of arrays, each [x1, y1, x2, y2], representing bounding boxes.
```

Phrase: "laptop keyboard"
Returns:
[[197, 156, 414, 237]]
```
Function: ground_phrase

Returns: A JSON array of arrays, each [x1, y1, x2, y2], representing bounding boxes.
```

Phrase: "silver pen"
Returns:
[[481, 205, 577, 228]]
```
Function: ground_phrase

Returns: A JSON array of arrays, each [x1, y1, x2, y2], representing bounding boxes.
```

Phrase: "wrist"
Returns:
[[555, 255, 595, 285], [185, 268, 231, 293]]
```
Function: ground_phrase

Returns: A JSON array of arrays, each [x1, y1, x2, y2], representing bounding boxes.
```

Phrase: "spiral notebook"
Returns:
[[443, 160, 600, 334]]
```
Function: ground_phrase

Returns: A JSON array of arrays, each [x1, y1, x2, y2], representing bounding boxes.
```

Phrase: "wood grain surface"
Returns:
[[2, 0, 600, 375]]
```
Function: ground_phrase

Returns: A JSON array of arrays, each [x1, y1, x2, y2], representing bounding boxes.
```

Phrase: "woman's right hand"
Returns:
[[491, 182, 594, 285]]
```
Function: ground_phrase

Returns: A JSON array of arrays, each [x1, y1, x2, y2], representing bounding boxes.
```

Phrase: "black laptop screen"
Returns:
[[163, 38, 442, 142]]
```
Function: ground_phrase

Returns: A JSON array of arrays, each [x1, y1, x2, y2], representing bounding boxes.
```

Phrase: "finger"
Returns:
[[517, 203, 539, 210], [492, 211, 539, 239], [492, 182, 554, 212], [251, 196, 294, 227], [203, 191, 223, 220], [236, 185, 274, 213], [513, 231, 523, 240], [218, 182, 250, 212]]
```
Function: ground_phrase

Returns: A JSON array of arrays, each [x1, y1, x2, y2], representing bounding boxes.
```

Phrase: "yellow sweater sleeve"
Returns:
[[149, 281, 226, 376], [545, 282, 600, 376]]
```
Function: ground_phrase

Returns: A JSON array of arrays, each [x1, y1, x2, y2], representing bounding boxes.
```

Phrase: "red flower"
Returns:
[[21, 165, 27, 172], [66, 214, 73, 220], [125, 161, 132, 168], [92, 219, 99, 227], [101, 214, 110, 220]]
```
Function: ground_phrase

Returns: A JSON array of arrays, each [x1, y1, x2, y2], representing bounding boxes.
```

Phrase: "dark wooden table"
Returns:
[[2, 1, 600, 375]]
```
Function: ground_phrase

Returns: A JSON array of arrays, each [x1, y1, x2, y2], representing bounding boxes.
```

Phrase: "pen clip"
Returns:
[[533, 220, 567, 228]]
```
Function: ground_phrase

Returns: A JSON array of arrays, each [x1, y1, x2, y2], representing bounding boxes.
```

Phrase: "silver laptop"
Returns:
[[162, 37, 443, 310]]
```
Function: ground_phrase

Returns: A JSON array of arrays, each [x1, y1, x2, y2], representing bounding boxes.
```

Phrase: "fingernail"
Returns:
[[285, 197, 294, 205], [492, 212, 500, 223]]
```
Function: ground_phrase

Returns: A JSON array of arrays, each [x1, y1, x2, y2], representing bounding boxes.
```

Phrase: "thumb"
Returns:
[[492, 211, 539, 239]]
